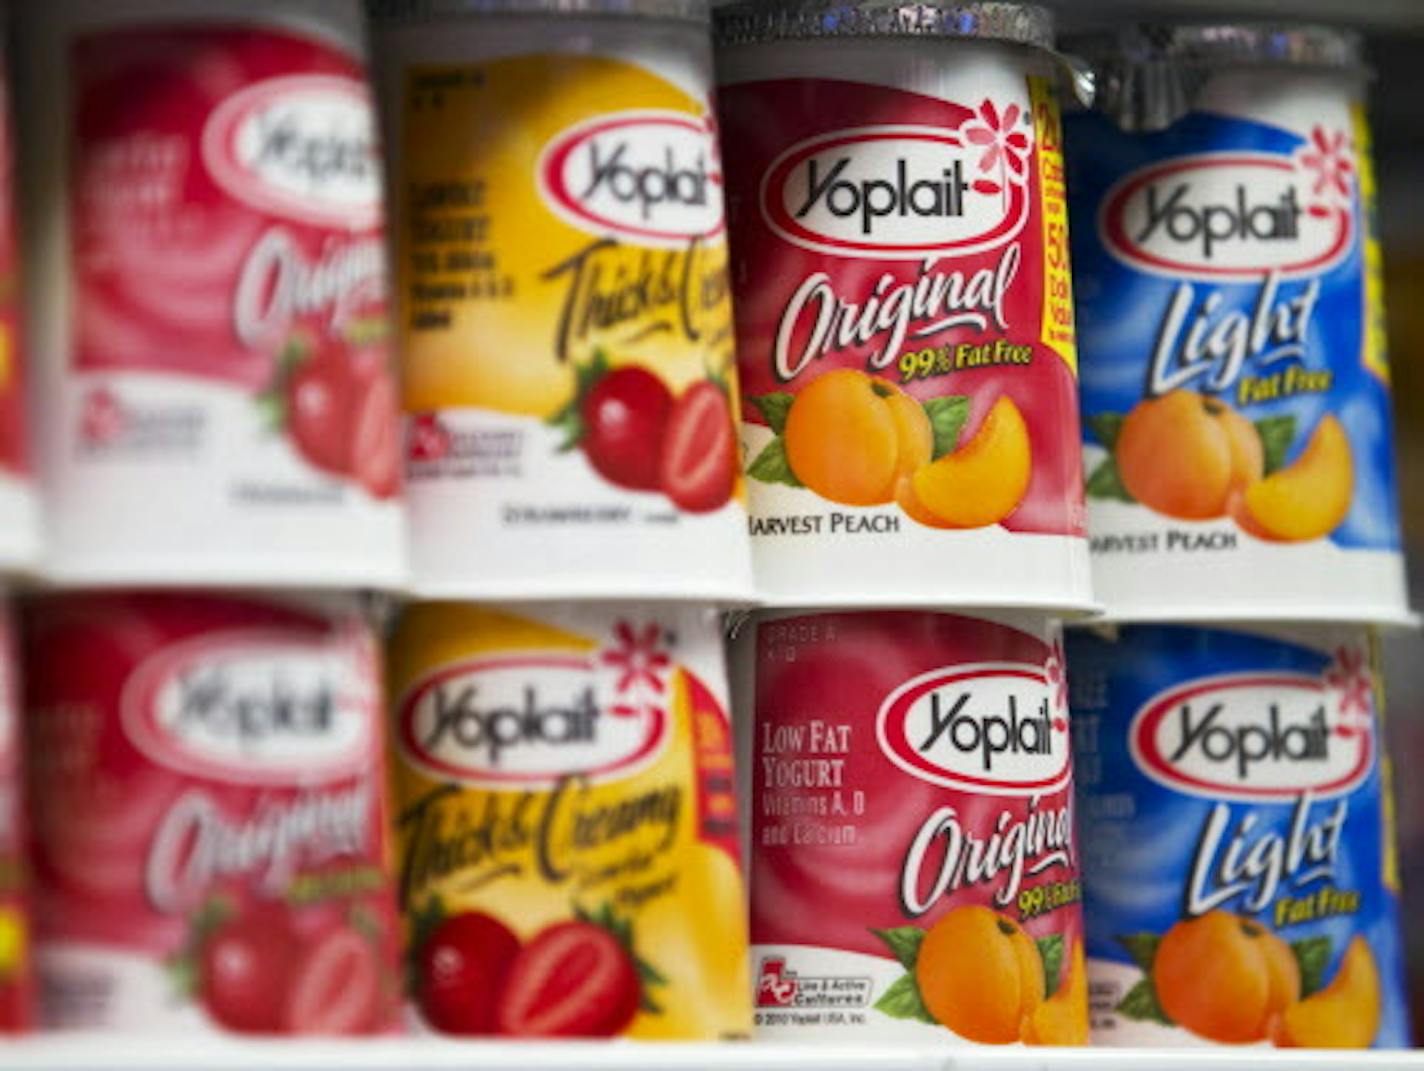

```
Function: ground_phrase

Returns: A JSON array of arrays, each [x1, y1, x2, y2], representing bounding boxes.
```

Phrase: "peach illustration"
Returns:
[[1152, 912, 1299, 1044], [1231, 414, 1354, 542], [915, 905, 1043, 1044], [901, 396, 1031, 528], [1271, 937, 1380, 1049], [783, 370, 931, 506], [1023, 939, 1089, 1046], [1115, 391, 1263, 520]]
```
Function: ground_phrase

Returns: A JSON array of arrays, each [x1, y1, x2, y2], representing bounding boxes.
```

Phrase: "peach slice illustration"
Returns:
[[1231, 415, 1353, 542], [899, 396, 1031, 528], [1271, 936, 1380, 1049], [1023, 939, 1089, 1046]]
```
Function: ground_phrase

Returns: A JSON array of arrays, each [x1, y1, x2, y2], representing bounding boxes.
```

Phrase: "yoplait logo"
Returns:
[[202, 74, 381, 228], [762, 103, 1033, 258], [397, 621, 674, 788], [883, 646, 1077, 913], [1102, 128, 1357, 399], [763, 100, 1034, 381], [877, 658, 1072, 796], [1130, 645, 1375, 802], [538, 109, 724, 247], [1102, 128, 1357, 280], [122, 631, 376, 784]]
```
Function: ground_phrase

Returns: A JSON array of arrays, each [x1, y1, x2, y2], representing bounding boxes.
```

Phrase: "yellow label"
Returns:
[[1030, 77, 1076, 373], [1352, 102, 1390, 385], [397, 55, 737, 418], [387, 603, 751, 1040]]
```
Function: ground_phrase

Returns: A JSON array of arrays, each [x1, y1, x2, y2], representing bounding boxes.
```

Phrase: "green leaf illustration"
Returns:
[[745, 393, 796, 437], [1037, 933, 1065, 998], [1292, 936, 1333, 998], [1116, 932, 1162, 974], [1255, 415, 1297, 476], [1115, 977, 1174, 1026], [873, 973, 937, 1024], [747, 438, 803, 488], [545, 348, 612, 449], [1087, 411, 1126, 451], [1086, 457, 1136, 502], [870, 927, 925, 972], [923, 396, 971, 460]]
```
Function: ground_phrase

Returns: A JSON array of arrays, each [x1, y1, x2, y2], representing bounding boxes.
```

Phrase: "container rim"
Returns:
[[1064, 22, 1365, 73], [368, 0, 708, 24], [713, 0, 1053, 49]]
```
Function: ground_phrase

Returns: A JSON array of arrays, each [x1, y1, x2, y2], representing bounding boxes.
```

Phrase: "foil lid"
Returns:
[[368, 0, 708, 22], [713, 0, 1053, 49], [1067, 24, 1366, 133]]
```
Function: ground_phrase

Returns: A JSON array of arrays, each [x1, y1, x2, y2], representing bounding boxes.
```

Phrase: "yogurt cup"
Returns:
[[730, 607, 1088, 1045], [715, 1, 1093, 611], [386, 600, 751, 1039], [369, 0, 755, 602], [16, 0, 404, 588], [1066, 24, 1411, 623], [23, 590, 404, 1035], [1068, 621, 1411, 1048]]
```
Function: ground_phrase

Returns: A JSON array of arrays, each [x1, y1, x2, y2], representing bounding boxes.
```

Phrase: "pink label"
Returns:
[[748, 611, 1086, 1042], [720, 76, 1084, 538], [70, 26, 397, 498], [25, 594, 402, 1036]]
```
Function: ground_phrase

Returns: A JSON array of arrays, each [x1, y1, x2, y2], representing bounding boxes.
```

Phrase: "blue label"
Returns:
[[1066, 102, 1401, 554], [1068, 624, 1409, 1048]]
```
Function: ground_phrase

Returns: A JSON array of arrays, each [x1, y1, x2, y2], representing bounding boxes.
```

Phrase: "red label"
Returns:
[[24, 593, 402, 1035], [70, 26, 397, 498], [749, 611, 1082, 955], [721, 77, 1084, 536]]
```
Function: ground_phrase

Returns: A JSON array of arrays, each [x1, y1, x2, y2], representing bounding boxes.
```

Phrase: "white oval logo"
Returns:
[[202, 74, 381, 228], [396, 655, 669, 788], [876, 663, 1071, 796], [1129, 672, 1374, 801], [537, 109, 724, 247], [1100, 148, 1356, 281], [122, 631, 376, 784], [760, 124, 1032, 260]]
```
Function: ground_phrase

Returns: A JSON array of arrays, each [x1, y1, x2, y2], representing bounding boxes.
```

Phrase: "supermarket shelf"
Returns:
[[5, 1040, 1424, 1071]]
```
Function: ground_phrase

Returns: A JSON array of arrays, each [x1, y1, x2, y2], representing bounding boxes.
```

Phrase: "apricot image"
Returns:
[[1152, 912, 1299, 1043], [903, 396, 1031, 529], [916, 905, 1043, 1044], [783, 370, 931, 506], [1231, 415, 1354, 542], [1271, 937, 1380, 1049], [1115, 391, 1263, 520], [1023, 940, 1089, 1046]]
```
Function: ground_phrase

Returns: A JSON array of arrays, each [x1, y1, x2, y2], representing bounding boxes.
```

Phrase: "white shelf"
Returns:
[[3, 1040, 1424, 1071]]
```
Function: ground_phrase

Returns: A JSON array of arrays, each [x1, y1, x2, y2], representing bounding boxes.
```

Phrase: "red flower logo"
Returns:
[[1043, 637, 1070, 730], [1324, 644, 1374, 729], [1299, 125, 1354, 211], [962, 99, 1032, 196], [80, 387, 126, 446], [602, 621, 671, 718], [408, 412, 451, 463]]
